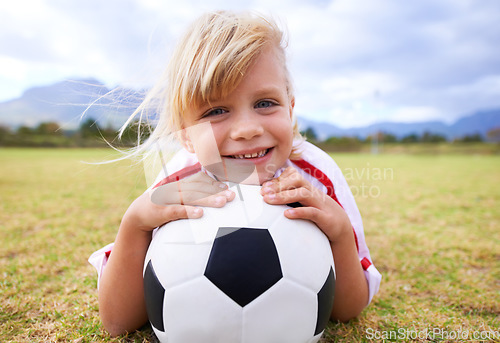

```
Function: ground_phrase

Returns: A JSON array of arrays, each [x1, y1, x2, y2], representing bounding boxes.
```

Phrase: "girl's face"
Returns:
[[182, 46, 294, 185]]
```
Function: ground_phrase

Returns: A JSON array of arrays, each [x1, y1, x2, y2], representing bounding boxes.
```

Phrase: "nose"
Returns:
[[229, 111, 264, 140]]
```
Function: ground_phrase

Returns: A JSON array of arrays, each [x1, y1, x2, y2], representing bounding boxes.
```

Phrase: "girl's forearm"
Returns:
[[98, 222, 152, 336], [329, 228, 369, 322]]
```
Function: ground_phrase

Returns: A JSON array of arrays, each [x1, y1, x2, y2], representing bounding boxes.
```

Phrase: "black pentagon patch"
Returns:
[[314, 267, 335, 335], [205, 227, 283, 307], [143, 260, 165, 332]]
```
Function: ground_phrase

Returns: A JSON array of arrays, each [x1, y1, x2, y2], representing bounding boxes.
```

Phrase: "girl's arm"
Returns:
[[326, 226, 369, 321], [98, 173, 234, 336], [261, 167, 368, 322]]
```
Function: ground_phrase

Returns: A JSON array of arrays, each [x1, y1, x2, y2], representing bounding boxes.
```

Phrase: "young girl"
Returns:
[[89, 10, 381, 337]]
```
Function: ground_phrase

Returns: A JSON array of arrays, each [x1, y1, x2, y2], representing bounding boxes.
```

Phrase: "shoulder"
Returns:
[[291, 140, 342, 181], [294, 140, 332, 160], [151, 148, 201, 189], [289, 141, 344, 201]]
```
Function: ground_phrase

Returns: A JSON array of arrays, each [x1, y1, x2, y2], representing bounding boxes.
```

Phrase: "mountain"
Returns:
[[1, 78, 499, 140], [0, 78, 142, 130], [450, 109, 500, 138], [297, 109, 500, 140]]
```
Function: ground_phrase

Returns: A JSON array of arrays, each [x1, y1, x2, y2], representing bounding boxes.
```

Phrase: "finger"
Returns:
[[261, 167, 309, 194], [184, 172, 230, 189], [150, 184, 184, 205], [267, 166, 297, 186], [283, 206, 333, 238], [160, 204, 203, 222], [179, 173, 234, 206], [284, 205, 352, 242], [182, 172, 229, 193], [263, 187, 322, 208], [284, 206, 322, 224], [151, 181, 231, 206], [179, 180, 228, 194], [274, 166, 296, 179], [182, 189, 235, 207], [153, 171, 228, 198]]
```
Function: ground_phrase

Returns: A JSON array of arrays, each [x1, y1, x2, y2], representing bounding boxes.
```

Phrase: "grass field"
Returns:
[[1, 148, 498, 342]]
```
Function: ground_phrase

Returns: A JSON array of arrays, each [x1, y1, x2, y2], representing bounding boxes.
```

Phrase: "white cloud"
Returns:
[[0, 0, 499, 126], [320, 72, 401, 103], [390, 106, 443, 124], [0, 56, 28, 81]]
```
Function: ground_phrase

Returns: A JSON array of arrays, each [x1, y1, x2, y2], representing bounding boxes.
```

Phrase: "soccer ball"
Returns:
[[143, 184, 335, 343]]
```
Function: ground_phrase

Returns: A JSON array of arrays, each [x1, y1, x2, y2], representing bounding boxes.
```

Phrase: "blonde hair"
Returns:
[[120, 11, 302, 160]]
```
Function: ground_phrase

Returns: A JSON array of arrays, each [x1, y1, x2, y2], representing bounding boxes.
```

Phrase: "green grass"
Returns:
[[326, 154, 499, 342], [1, 148, 498, 342]]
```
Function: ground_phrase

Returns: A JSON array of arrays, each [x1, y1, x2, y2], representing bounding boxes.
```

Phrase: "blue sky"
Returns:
[[1, 0, 499, 128]]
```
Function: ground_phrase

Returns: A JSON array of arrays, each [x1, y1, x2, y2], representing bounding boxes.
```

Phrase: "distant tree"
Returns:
[[486, 127, 500, 142], [323, 135, 362, 152], [35, 122, 62, 135], [457, 133, 483, 143], [301, 127, 318, 141], [120, 120, 152, 145], [17, 126, 33, 135], [0, 125, 12, 144], [379, 132, 397, 143], [325, 135, 362, 146], [79, 118, 101, 138], [365, 131, 396, 143], [421, 131, 447, 143], [100, 122, 118, 141], [0, 125, 11, 136], [401, 133, 419, 143]]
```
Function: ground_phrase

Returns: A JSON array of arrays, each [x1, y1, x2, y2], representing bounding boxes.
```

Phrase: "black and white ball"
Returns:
[[143, 184, 335, 343]]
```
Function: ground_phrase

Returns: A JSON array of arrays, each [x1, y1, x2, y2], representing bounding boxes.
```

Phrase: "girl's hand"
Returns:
[[260, 166, 351, 243], [126, 172, 235, 233], [260, 166, 369, 322]]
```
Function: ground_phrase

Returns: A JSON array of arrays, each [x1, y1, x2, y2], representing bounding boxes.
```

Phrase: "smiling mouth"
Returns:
[[226, 148, 271, 159]]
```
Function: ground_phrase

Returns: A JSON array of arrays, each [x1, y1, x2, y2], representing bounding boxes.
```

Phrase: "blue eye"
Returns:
[[203, 108, 226, 118], [255, 100, 276, 109]]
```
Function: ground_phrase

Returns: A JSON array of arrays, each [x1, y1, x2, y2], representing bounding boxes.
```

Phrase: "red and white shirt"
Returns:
[[89, 140, 381, 304]]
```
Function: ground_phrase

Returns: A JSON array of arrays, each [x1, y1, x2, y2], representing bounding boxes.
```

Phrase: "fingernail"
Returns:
[[192, 208, 202, 217], [262, 187, 274, 194], [224, 190, 233, 199], [218, 182, 228, 189], [262, 181, 272, 187], [266, 193, 276, 200]]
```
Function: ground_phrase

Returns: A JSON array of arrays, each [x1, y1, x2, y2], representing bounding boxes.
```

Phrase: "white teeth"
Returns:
[[257, 149, 267, 157], [231, 149, 268, 159]]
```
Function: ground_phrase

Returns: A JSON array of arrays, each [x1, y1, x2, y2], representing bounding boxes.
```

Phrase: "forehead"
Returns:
[[178, 45, 289, 130], [207, 46, 287, 102], [239, 46, 287, 88]]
